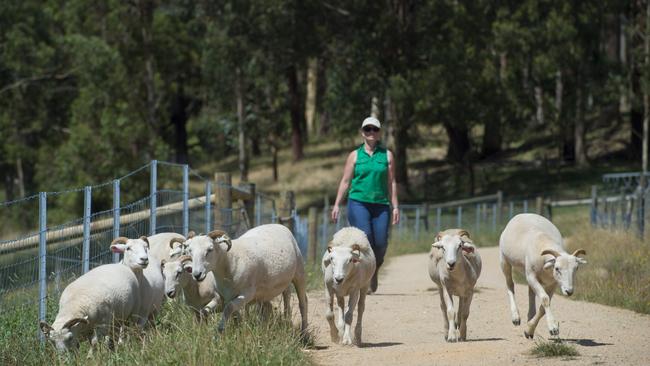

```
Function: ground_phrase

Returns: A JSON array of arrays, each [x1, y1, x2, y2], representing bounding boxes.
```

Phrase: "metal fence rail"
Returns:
[[0, 160, 279, 343]]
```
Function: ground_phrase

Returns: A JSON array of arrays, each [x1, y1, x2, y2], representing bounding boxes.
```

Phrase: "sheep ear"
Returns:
[[459, 230, 471, 239], [541, 249, 561, 258], [160, 259, 167, 269], [576, 257, 587, 265], [543, 259, 555, 270], [322, 252, 331, 267], [432, 241, 443, 249], [39, 321, 53, 336], [187, 231, 196, 239], [169, 246, 182, 258], [110, 244, 126, 253], [461, 242, 475, 254], [435, 232, 443, 242], [327, 246, 333, 253], [351, 244, 361, 256]]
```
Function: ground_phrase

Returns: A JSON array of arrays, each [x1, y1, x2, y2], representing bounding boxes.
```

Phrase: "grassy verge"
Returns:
[[1, 280, 320, 365], [531, 338, 579, 358]]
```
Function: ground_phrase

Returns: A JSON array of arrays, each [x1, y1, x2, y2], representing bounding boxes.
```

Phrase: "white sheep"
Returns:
[[427, 229, 482, 342], [147, 232, 186, 263], [161, 253, 221, 320], [499, 213, 587, 338], [187, 224, 308, 333], [39, 237, 150, 352], [322, 227, 376, 346]]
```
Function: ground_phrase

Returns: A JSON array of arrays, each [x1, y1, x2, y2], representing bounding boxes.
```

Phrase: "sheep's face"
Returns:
[[187, 236, 217, 282], [111, 238, 150, 270], [543, 250, 587, 296], [161, 260, 190, 298], [40, 318, 87, 352], [432, 234, 475, 271], [326, 245, 361, 286]]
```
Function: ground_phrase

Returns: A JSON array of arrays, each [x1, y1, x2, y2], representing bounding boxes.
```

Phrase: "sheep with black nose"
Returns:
[[499, 213, 587, 338], [428, 229, 482, 342], [322, 227, 376, 346]]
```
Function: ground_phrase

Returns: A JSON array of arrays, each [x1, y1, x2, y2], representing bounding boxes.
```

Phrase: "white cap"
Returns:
[[361, 117, 381, 129]]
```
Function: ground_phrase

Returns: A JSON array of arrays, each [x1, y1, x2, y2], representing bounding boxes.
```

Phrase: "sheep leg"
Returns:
[[500, 255, 520, 326], [438, 287, 449, 334], [458, 292, 473, 341], [354, 286, 368, 346], [342, 289, 359, 345], [525, 275, 558, 338], [201, 296, 221, 318], [441, 286, 459, 342], [527, 286, 536, 321], [325, 286, 339, 343], [292, 274, 308, 335], [335, 294, 346, 342], [282, 288, 291, 318], [219, 291, 252, 333]]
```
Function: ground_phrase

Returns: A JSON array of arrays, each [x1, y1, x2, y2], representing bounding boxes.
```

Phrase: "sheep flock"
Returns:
[[40, 214, 588, 354]]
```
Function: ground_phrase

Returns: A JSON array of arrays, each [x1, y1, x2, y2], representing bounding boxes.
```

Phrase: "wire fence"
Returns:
[[0, 160, 279, 342], [591, 172, 650, 238]]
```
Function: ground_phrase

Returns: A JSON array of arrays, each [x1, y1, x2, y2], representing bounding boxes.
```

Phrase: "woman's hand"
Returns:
[[392, 207, 400, 225], [331, 205, 340, 223]]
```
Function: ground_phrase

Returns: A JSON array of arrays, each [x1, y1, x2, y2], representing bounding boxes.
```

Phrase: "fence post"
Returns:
[[150, 160, 157, 235], [422, 203, 430, 231], [523, 200, 528, 213], [496, 190, 503, 224], [509, 201, 514, 219], [492, 203, 497, 231], [322, 195, 329, 251], [255, 193, 262, 226], [308, 207, 318, 263], [457, 206, 462, 228], [590, 185, 598, 225], [415, 206, 421, 240], [113, 179, 121, 263], [536, 196, 543, 216], [82, 186, 92, 273], [205, 180, 212, 233], [475, 203, 480, 232], [436, 207, 441, 234], [279, 190, 295, 233], [240, 182, 256, 228], [215, 172, 232, 233], [38, 192, 47, 344], [638, 186, 645, 238], [182, 164, 189, 237]]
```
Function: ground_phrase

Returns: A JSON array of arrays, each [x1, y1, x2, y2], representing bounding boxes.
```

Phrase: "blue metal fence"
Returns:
[[0, 160, 280, 342]]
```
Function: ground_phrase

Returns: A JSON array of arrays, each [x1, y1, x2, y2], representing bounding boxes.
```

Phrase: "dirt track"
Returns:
[[303, 247, 650, 366]]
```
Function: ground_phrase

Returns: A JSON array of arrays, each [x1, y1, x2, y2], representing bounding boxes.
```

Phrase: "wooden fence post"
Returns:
[[279, 190, 295, 232], [215, 172, 232, 232], [536, 196, 544, 216], [496, 190, 503, 224], [308, 207, 318, 263], [239, 182, 256, 228], [590, 185, 598, 226]]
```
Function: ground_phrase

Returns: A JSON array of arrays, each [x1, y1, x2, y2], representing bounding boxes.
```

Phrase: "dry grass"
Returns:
[[567, 224, 650, 314], [531, 338, 579, 358]]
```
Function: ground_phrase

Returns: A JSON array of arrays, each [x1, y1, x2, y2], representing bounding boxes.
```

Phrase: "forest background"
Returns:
[[1, 0, 649, 214]]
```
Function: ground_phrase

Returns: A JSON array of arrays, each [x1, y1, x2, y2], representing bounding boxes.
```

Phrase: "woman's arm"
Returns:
[[332, 151, 356, 222], [387, 150, 400, 225]]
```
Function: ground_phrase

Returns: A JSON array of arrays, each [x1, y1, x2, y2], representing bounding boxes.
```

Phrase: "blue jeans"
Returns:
[[347, 199, 390, 269]]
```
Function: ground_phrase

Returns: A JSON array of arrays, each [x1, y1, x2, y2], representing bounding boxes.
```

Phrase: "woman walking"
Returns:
[[331, 116, 399, 293]]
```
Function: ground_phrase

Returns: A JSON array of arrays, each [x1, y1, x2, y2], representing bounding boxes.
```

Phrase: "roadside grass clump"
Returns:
[[531, 338, 579, 358]]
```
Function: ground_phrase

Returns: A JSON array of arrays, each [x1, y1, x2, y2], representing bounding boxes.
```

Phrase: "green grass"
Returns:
[[0, 268, 321, 366], [531, 338, 579, 358]]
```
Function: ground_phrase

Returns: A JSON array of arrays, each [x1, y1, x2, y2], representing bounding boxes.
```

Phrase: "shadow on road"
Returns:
[[564, 339, 614, 347], [359, 342, 403, 348], [465, 337, 505, 342]]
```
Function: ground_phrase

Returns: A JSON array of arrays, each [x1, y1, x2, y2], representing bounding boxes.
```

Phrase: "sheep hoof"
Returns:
[[549, 328, 559, 336], [524, 331, 533, 339], [512, 319, 521, 326]]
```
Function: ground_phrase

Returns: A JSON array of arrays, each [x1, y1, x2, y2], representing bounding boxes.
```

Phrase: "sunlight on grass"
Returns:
[[531, 338, 579, 358]]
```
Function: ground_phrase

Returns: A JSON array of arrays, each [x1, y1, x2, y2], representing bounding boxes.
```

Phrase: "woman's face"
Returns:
[[361, 125, 381, 142]]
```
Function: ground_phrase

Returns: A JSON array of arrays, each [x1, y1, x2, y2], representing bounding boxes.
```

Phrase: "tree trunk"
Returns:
[[392, 122, 409, 195], [16, 157, 25, 198], [136, 0, 158, 132], [236, 68, 248, 181], [170, 91, 190, 164], [272, 143, 279, 182], [643, 0, 650, 175], [443, 122, 471, 164], [317, 58, 328, 135], [535, 85, 544, 125], [575, 83, 588, 167], [287, 65, 304, 161], [305, 58, 318, 140]]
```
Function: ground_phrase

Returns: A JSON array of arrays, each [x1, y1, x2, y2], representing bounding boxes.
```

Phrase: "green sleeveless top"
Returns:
[[348, 144, 390, 205]]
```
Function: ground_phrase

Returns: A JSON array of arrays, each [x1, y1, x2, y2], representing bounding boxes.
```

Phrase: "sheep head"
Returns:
[[110, 236, 150, 270], [541, 248, 587, 296], [40, 316, 89, 352], [326, 245, 362, 286], [432, 233, 475, 271]]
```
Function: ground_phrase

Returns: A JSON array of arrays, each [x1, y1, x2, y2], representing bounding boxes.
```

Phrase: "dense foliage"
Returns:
[[0, 0, 647, 200]]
